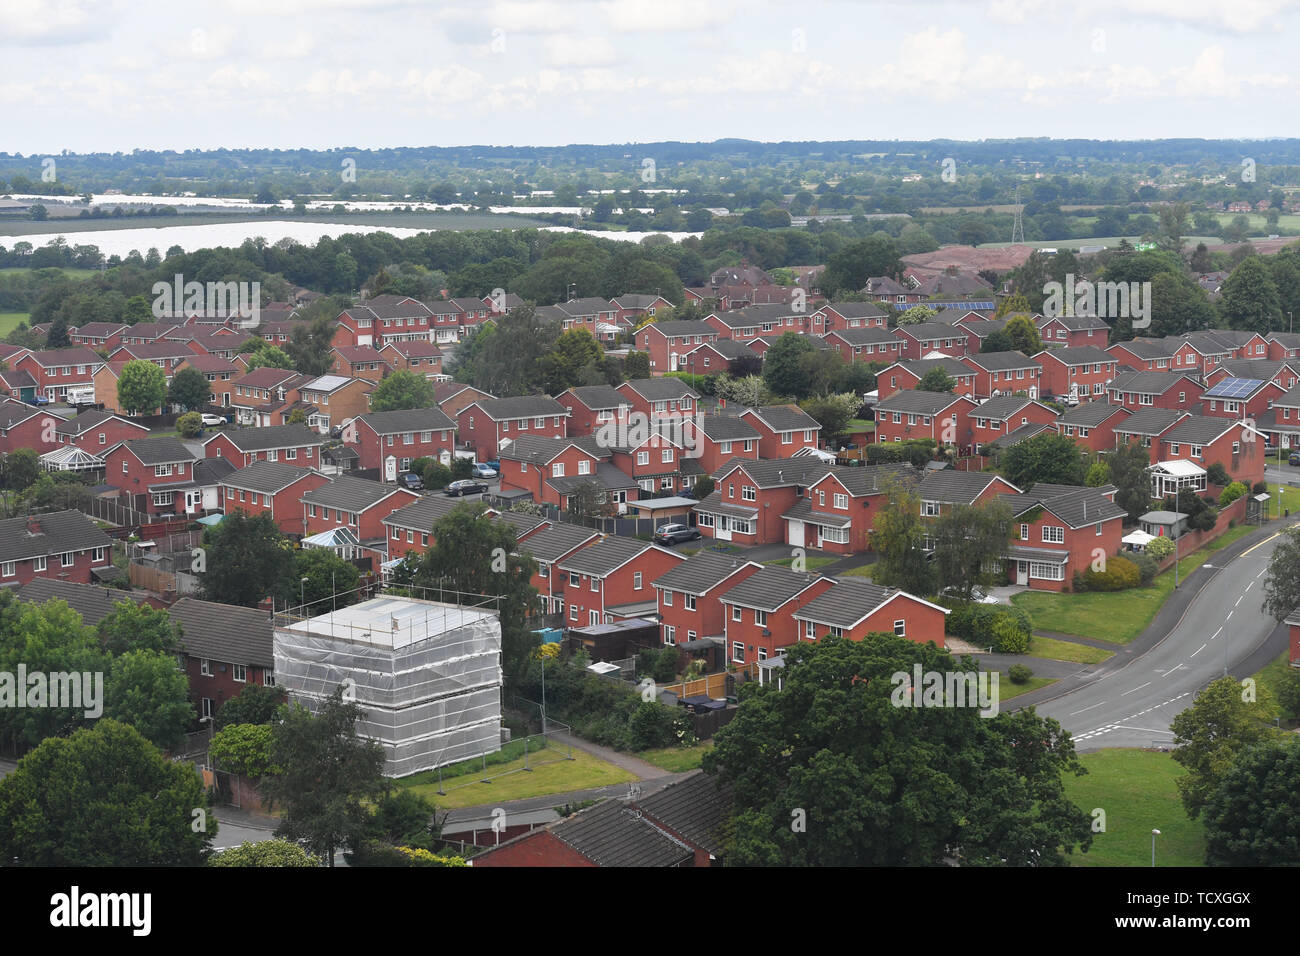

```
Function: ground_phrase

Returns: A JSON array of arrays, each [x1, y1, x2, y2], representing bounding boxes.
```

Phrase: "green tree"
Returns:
[[1001, 432, 1087, 488], [98, 600, 181, 656], [168, 365, 212, 411], [624, 351, 650, 380], [244, 344, 295, 373], [702, 636, 1092, 865], [1109, 439, 1154, 521], [896, 305, 939, 326], [930, 501, 1013, 600], [261, 689, 387, 867], [1262, 526, 1300, 622], [692, 475, 715, 499], [296, 546, 362, 613], [819, 236, 902, 298], [209, 839, 320, 867], [210, 723, 275, 778], [176, 411, 202, 438], [368, 369, 436, 413], [1170, 676, 1274, 819], [762, 332, 817, 398], [1003, 316, 1042, 355], [799, 392, 858, 448], [994, 294, 1032, 319], [540, 329, 603, 394], [916, 367, 956, 393], [200, 511, 297, 608], [1220, 255, 1283, 332], [116, 358, 167, 415], [1203, 738, 1300, 866], [1084, 460, 1110, 487], [0, 719, 213, 865], [1, 447, 40, 491], [871, 479, 934, 597], [215, 682, 287, 729], [104, 649, 194, 751]]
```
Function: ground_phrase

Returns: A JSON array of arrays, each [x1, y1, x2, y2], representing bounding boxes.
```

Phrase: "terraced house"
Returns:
[[873, 390, 977, 450], [0, 510, 114, 587], [556, 535, 684, 628], [651, 551, 764, 648]]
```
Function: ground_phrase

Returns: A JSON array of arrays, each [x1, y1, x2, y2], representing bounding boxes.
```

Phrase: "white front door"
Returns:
[[786, 519, 803, 547], [1017, 561, 1029, 586], [715, 516, 732, 541]]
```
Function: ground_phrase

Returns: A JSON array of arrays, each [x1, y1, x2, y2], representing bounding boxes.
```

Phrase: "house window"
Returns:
[[155, 464, 173, 477], [732, 641, 745, 663], [590, 576, 599, 592], [552, 463, 564, 477], [1042, 526, 1065, 544], [233, 664, 247, 683], [633, 572, 642, 590], [637, 451, 649, 465], [663, 589, 673, 606], [1020, 523, 1029, 540], [201, 658, 212, 676], [664, 625, 676, 645], [781, 432, 793, 444], [569, 605, 579, 622], [732, 605, 741, 622], [754, 609, 767, 626], [33, 556, 46, 572], [1030, 562, 1065, 581], [201, 698, 214, 719], [661, 448, 673, 463], [804, 619, 816, 640], [741, 486, 756, 502], [0, 562, 12, 577], [578, 460, 590, 475], [684, 593, 696, 611], [894, 620, 906, 637], [833, 493, 848, 509]]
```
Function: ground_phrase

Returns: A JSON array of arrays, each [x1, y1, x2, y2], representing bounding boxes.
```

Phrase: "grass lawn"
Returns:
[[1268, 483, 1300, 516], [1203, 523, 1255, 552], [396, 739, 634, 809], [1060, 749, 1204, 867], [0, 312, 28, 336], [836, 564, 874, 579], [1011, 551, 1210, 644], [1252, 649, 1299, 724], [997, 675, 1056, 700], [765, 555, 836, 571], [1028, 634, 1113, 665], [637, 741, 713, 773], [845, 418, 875, 432]]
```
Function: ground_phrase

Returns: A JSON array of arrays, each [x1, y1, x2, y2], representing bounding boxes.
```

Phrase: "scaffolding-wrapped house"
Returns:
[[273, 594, 503, 777]]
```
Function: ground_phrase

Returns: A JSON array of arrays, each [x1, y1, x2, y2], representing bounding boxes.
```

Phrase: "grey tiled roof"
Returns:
[[214, 424, 323, 452], [689, 338, 758, 360], [894, 321, 968, 340], [694, 416, 760, 441], [874, 389, 969, 415], [547, 462, 638, 494], [780, 498, 850, 528], [557, 535, 657, 576], [1162, 414, 1240, 445], [1058, 402, 1130, 427], [499, 434, 608, 465], [302, 474, 409, 512], [1111, 340, 1176, 359], [1113, 408, 1188, 436], [637, 771, 733, 856], [651, 551, 757, 595], [15, 577, 135, 628], [563, 385, 627, 410], [645, 320, 715, 338], [989, 421, 1054, 448], [224, 460, 323, 495], [712, 455, 827, 488], [477, 395, 569, 421], [620, 379, 700, 402], [744, 405, 819, 433], [383, 495, 468, 532], [1036, 345, 1115, 367], [492, 510, 548, 538], [1040, 315, 1109, 331], [1000, 484, 1126, 528], [886, 357, 976, 379], [821, 462, 916, 497], [718, 565, 821, 612], [54, 409, 140, 437], [516, 523, 600, 563], [820, 301, 887, 319], [549, 798, 694, 867], [824, 327, 899, 346], [120, 436, 197, 466], [356, 407, 456, 434], [962, 350, 1039, 372], [793, 578, 900, 628], [692, 493, 758, 519], [917, 470, 1018, 504], [170, 597, 275, 668], [1109, 371, 1200, 395], [972, 395, 1037, 421]]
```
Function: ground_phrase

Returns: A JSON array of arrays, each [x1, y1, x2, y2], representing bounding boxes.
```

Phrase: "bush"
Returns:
[[1084, 554, 1141, 592], [1129, 551, 1157, 586], [422, 461, 452, 489], [1145, 536, 1175, 559], [176, 411, 202, 438], [1206, 462, 1231, 486], [991, 614, 1030, 654], [1007, 664, 1034, 685], [1253, 481, 1268, 496], [1071, 570, 1088, 593], [1219, 481, 1247, 507]]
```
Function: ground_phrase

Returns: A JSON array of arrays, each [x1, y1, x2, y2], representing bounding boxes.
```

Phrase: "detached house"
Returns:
[[679, 339, 760, 377], [1108, 339, 1178, 373], [1157, 416, 1265, 488], [175, 353, 240, 407], [349, 407, 456, 472], [738, 405, 821, 458], [616, 379, 699, 422], [694, 457, 828, 546], [1055, 402, 1132, 454], [457, 396, 570, 458], [517, 523, 602, 616], [1198, 377, 1285, 423], [999, 483, 1127, 591], [810, 301, 888, 335], [496, 435, 627, 511], [651, 552, 764, 648], [968, 396, 1059, 452], [378, 341, 444, 381], [823, 327, 903, 365], [680, 415, 761, 475], [300, 475, 420, 549], [557, 536, 685, 628], [1258, 383, 1300, 449], [1107, 371, 1204, 412], [783, 462, 916, 554], [892, 322, 972, 361], [1037, 314, 1110, 349], [959, 351, 1042, 400], [703, 304, 808, 344], [222, 461, 330, 536], [1112, 409, 1191, 463], [229, 367, 309, 427], [170, 597, 277, 723], [69, 322, 128, 351], [1033, 346, 1119, 403], [203, 423, 325, 469], [16, 347, 104, 402], [0, 510, 114, 587], [875, 357, 978, 401], [873, 390, 977, 450], [916, 470, 1021, 521], [330, 346, 392, 384], [0, 400, 57, 456], [557, 385, 632, 438], [53, 409, 150, 452], [104, 436, 203, 515], [299, 374, 373, 434], [792, 579, 948, 647], [634, 320, 719, 373]]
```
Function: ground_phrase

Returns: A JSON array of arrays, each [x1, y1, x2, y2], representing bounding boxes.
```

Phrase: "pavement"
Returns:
[[1010, 516, 1299, 751]]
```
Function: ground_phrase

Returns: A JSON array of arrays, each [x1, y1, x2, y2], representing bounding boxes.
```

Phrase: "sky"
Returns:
[[2, 0, 1299, 153]]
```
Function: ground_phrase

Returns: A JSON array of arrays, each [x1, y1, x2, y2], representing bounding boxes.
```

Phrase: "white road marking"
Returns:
[[1069, 701, 1107, 716], [1160, 663, 1185, 677], [1226, 611, 1233, 620], [1121, 682, 1151, 697], [1244, 581, 1253, 593], [1210, 626, 1223, 641], [1191, 643, 1206, 657], [1235, 595, 1243, 606]]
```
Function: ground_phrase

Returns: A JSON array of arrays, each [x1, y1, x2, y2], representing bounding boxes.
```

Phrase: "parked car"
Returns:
[[401, 472, 424, 491], [200, 413, 226, 427], [445, 479, 488, 497], [654, 523, 701, 545], [484, 459, 501, 472], [939, 585, 999, 605], [472, 462, 499, 479], [1289, 452, 1300, 467]]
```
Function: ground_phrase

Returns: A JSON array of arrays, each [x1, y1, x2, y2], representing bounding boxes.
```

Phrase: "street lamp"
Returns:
[[1151, 828, 1160, 867], [300, 576, 309, 612]]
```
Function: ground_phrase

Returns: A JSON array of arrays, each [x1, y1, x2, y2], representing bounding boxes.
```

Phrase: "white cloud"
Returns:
[[544, 35, 616, 67], [0, 0, 111, 43]]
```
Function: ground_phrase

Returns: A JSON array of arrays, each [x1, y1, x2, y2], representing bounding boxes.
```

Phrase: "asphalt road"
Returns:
[[1032, 522, 1294, 751]]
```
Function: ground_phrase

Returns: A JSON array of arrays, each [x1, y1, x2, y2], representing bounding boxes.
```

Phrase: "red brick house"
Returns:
[[108, 341, 194, 376], [1036, 314, 1110, 349], [792, 579, 948, 647], [301, 475, 420, 543], [330, 346, 393, 383], [609, 431, 690, 499], [457, 395, 570, 458], [1034, 346, 1119, 403], [104, 436, 214, 515], [1198, 377, 1285, 423], [999, 483, 1127, 591], [1266, 332, 1300, 361], [222, 461, 330, 536], [169, 597, 277, 723], [892, 322, 972, 361], [616, 379, 700, 422], [333, 298, 436, 349], [703, 304, 808, 344], [823, 327, 904, 365], [694, 457, 829, 546], [229, 367, 309, 426], [557, 536, 685, 628], [203, 423, 325, 469], [610, 294, 673, 328], [516, 523, 602, 615], [968, 396, 1059, 452], [1107, 339, 1178, 373], [118, 322, 181, 345], [634, 320, 719, 373], [679, 339, 761, 377], [0, 510, 114, 587], [349, 407, 456, 472], [783, 462, 916, 554], [435, 382, 495, 420], [556, 385, 632, 438], [298, 374, 373, 434], [53, 409, 150, 452], [1205, 358, 1300, 394], [497, 435, 624, 510], [1157, 416, 1265, 487], [810, 301, 889, 335], [380, 494, 506, 562], [738, 405, 820, 458], [651, 551, 764, 647], [1055, 402, 1132, 454], [917, 470, 1021, 521], [0, 366, 37, 403], [875, 358, 978, 401], [1258, 383, 1300, 449], [680, 415, 761, 475], [1107, 371, 1204, 412], [378, 341, 444, 381], [0, 400, 57, 456], [959, 351, 1043, 400], [1287, 607, 1300, 668], [175, 353, 240, 407], [873, 391, 977, 450], [717, 565, 836, 663], [15, 347, 104, 402], [1112, 409, 1191, 463], [69, 322, 128, 351]]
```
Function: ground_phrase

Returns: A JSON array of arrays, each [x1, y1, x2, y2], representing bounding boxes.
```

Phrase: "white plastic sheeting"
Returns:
[[274, 597, 503, 777]]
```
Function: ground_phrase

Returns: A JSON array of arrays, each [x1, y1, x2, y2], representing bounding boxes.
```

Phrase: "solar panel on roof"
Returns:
[[1204, 377, 1264, 399]]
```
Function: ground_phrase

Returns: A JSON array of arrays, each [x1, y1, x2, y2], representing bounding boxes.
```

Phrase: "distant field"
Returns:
[[1061, 749, 1204, 867], [0, 312, 28, 335], [0, 267, 100, 278]]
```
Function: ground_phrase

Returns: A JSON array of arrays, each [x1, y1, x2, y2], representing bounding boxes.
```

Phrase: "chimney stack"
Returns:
[[26, 516, 42, 535]]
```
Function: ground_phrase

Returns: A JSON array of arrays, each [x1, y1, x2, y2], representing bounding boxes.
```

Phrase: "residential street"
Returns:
[[1016, 518, 1297, 750]]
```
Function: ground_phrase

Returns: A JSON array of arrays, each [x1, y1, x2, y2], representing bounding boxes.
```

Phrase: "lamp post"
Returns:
[[1151, 828, 1160, 867], [300, 576, 309, 613]]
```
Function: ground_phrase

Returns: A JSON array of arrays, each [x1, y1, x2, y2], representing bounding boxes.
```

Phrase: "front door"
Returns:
[[1017, 561, 1029, 586], [716, 516, 731, 541]]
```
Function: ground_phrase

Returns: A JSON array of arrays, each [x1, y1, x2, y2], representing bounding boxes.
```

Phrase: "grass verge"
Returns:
[[997, 675, 1055, 700], [636, 741, 713, 773], [1028, 634, 1114, 665]]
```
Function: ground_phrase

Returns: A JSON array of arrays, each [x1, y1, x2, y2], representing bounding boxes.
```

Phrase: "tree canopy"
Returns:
[[368, 369, 436, 412]]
